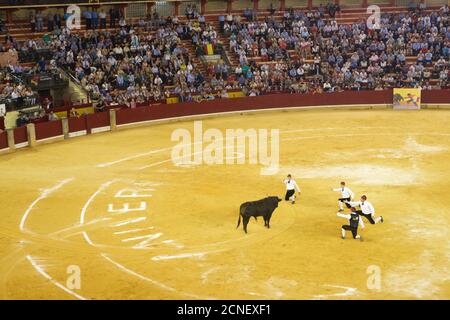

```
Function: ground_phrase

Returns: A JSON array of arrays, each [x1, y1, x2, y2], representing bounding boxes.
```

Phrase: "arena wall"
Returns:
[[116, 90, 393, 126], [422, 90, 450, 104], [68, 116, 88, 138], [13, 125, 28, 149], [86, 111, 111, 134], [35, 119, 63, 141], [0, 130, 8, 151], [2, 89, 449, 154]]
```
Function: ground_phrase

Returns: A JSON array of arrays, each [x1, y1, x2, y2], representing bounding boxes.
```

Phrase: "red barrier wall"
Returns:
[[35, 120, 63, 141], [117, 90, 394, 125], [0, 130, 7, 150], [2, 89, 449, 153], [422, 90, 450, 104], [13, 126, 27, 145], [68, 116, 87, 133], [86, 112, 110, 133]]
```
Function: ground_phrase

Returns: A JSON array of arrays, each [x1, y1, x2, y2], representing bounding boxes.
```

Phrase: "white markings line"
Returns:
[[49, 217, 112, 237], [122, 233, 163, 242], [96, 146, 173, 168], [160, 239, 184, 248], [138, 146, 240, 170], [133, 182, 162, 187], [97, 141, 208, 168], [80, 180, 116, 224], [111, 217, 147, 227], [20, 178, 74, 232], [96, 126, 394, 169], [77, 182, 211, 299], [312, 285, 358, 300], [132, 233, 164, 249], [137, 159, 173, 170], [113, 226, 154, 235], [77, 181, 208, 298], [151, 252, 205, 261], [101, 253, 213, 299], [80, 180, 117, 246], [247, 292, 272, 298], [281, 126, 392, 134], [26, 255, 87, 300], [282, 132, 450, 142]]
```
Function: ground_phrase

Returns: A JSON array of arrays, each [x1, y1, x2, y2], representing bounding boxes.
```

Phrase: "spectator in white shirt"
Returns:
[[346, 195, 383, 224], [99, 10, 106, 29], [48, 111, 59, 121]]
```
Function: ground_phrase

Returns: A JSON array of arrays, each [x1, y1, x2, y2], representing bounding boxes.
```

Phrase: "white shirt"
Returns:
[[333, 186, 354, 199], [348, 201, 375, 216], [284, 179, 301, 192]]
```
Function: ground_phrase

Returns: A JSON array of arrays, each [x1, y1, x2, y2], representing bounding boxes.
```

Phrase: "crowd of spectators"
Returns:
[[41, 13, 225, 106], [223, 5, 449, 95], [29, 8, 121, 33], [28, 5, 450, 102], [2, 4, 449, 110], [0, 67, 38, 110]]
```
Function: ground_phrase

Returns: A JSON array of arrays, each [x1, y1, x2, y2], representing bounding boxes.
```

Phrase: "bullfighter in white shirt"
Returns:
[[346, 195, 383, 224], [332, 181, 354, 211], [283, 174, 301, 204]]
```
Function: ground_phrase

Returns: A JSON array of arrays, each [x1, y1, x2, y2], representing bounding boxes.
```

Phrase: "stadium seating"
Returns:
[[0, 2, 448, 125]]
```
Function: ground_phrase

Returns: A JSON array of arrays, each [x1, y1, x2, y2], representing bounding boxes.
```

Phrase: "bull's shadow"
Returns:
[[237, 196, 282, 233]]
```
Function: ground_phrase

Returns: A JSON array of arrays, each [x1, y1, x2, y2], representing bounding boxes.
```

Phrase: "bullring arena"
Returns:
[[1, 90, 450, 299]]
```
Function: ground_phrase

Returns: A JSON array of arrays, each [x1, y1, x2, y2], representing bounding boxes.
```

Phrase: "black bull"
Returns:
[[237, 196, 282, 233]]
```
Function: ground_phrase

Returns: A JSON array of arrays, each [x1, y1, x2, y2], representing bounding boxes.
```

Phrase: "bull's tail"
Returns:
[[236, 212, 241, 229]]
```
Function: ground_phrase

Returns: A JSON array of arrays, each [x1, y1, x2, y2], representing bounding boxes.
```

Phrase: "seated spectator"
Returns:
[[10, 5, 445, 110], [48, 111, 58, 121], [69, 107, 79, 118], [42, 97, 53, 111]]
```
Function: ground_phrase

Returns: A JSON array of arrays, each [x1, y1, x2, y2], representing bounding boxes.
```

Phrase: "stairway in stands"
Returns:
[[180, 39, 209, 79]]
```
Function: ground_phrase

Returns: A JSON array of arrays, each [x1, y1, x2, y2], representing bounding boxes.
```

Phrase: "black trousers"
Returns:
[[355, 210, 375, 224], [339, 197, 352, 208], [285, 189, 295, 201], [342, 225, 358, 238]]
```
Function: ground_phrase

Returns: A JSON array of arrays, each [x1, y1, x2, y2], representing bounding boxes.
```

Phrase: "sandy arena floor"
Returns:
[[0, 109, 449, 300]]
